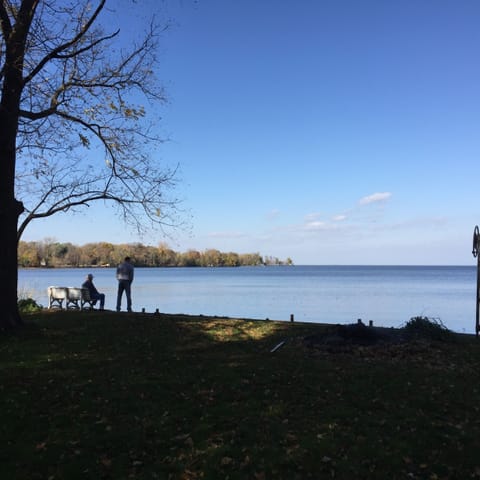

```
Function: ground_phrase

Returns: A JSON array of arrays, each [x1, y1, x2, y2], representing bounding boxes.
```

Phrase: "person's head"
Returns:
[[87, 273, 93, 281], [124, 256, 131, 262]]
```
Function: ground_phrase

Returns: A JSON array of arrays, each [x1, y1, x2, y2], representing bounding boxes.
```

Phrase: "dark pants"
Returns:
[[91, 292, 105, 309], [116, 280, 132, 312]]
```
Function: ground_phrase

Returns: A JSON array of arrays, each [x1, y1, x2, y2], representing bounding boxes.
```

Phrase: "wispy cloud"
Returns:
[[304, 221, 328, 231], [389, 216, 448, 230], [207, 231, 247, 239], [359, 192, 392, 205], [305, 212, 322, 222], [300, 212, 348, 233], [265, 209, 281, 221]]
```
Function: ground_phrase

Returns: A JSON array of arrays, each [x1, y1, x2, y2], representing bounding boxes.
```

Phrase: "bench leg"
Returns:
[[48, 298, 64, 309]]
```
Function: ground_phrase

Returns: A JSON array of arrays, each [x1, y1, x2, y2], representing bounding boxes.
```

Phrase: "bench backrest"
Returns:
[[48, 286, 68, 299], [81, 288, 92, 301], [48, 287, 93, 298], [67, 287, 83, 300]]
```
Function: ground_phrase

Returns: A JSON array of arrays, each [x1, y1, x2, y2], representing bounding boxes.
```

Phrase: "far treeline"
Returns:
[[18, 241, 293, 268]]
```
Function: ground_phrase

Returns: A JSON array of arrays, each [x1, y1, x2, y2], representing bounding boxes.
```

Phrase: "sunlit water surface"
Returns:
[[19, 265, 476, 333]]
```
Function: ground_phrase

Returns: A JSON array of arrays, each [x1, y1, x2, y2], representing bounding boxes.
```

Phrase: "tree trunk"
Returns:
[[0, 1, 38, 330], [0, 199, 24, 330], [0, 88, 24, 330]]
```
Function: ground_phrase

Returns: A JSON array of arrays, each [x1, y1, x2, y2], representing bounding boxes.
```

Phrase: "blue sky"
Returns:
[[22, 0, 480, 265]]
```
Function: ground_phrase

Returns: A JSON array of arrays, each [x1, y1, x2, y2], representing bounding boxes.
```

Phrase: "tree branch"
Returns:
[[23, 0, 111, 86]]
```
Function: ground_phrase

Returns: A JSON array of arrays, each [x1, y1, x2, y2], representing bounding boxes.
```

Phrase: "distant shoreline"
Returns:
[[18, 264, 473, 268]]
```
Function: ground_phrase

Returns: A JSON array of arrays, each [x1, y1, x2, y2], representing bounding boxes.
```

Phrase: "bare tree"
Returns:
[[0, 0, 181, 329]]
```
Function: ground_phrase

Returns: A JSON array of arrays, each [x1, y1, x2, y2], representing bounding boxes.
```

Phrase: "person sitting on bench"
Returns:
[[82, 273, 105, 310]]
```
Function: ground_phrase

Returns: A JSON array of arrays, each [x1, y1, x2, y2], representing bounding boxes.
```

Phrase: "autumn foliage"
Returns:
[[18, 240, 291, 268]]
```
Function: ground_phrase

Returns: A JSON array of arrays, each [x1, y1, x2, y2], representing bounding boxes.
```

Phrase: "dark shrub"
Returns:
[[404, 316, 454, 342], [18, 298, 43, 313]]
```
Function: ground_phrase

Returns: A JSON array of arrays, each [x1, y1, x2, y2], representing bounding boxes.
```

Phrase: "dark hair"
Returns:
[[125, 256, 131, 261]]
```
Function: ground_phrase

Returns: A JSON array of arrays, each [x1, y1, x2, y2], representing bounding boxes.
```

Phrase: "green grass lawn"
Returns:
[[1, 311, 480, 479]]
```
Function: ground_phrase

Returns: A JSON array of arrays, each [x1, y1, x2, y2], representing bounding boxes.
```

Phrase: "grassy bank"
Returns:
[[1, 311, 480, 479]]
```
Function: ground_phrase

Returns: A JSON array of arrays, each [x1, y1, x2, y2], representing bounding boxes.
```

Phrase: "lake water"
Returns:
[[18, 265, 477, 334]]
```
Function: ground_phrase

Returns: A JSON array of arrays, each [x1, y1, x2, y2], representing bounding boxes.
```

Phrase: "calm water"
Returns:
[[18, 265, 477, 333]]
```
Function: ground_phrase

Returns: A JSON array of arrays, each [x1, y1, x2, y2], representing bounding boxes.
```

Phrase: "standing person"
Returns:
[[116, 256, 134, 312], [82, 273, 105, 310]]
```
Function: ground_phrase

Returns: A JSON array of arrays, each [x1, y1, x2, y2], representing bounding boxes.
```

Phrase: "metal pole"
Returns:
[[477, 255, 480, 337], [472, 226, 480, 336]]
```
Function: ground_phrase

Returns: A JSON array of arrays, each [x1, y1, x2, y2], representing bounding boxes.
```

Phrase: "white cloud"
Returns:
[[300, 212, 349, 233], [305, 212, 322, 222], [305, 221, 327, 230], [359, 192, 392, 205]]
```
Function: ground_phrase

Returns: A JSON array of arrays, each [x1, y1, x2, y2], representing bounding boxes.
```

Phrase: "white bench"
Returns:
[[47, 286, 68, 309], [47, 286, 97, 310], [65, 287, 83, 310]]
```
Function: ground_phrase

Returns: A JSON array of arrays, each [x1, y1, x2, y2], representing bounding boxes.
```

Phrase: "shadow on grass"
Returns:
[[1, 311, 480, 479]]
